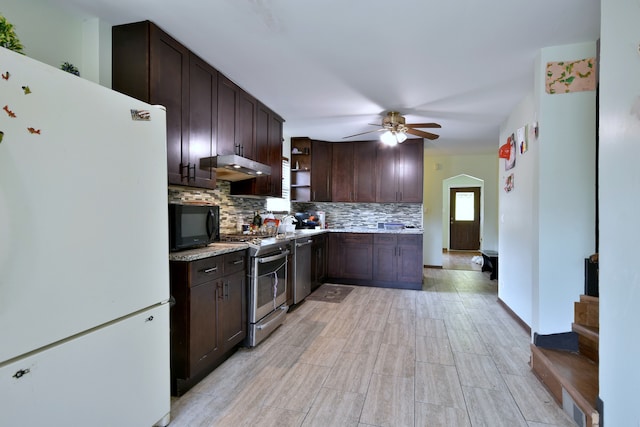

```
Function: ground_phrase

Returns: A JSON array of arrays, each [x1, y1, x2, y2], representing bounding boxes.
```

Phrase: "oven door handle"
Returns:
[[257, 250, 290, 263], [256, 305, 288, 330]]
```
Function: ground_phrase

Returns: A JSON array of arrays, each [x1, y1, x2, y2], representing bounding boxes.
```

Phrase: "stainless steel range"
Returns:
[[221, 234, 290, 347]]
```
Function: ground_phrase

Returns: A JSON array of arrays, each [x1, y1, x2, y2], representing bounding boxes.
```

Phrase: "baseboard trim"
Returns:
[[497, 297, 531, 335], [424, 265, 443, 269]]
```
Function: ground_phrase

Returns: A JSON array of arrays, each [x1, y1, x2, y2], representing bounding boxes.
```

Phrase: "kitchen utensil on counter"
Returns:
[[316, 211, 326, 229], [280, 215, 297, 237], [263, 215, 280, 236]]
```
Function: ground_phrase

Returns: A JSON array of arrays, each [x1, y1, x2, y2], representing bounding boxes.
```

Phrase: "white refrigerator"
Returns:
[[0, 48, 171, 426]]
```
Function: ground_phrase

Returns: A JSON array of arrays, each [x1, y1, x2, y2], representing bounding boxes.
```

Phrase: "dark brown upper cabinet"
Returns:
[[113, 20, 284, 194], [311, 140, 333, 202], [230, 102, 284, 197], [187, 55, 217, 187], [217, 76, 257, 159], [112, 21, 215, 189], [216, 75, 239, 157], [332, 141, 377, 202], [376, 139, 424, 203]]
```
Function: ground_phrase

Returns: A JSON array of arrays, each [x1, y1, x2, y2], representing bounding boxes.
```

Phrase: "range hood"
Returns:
[[200, 154, 271, 182]]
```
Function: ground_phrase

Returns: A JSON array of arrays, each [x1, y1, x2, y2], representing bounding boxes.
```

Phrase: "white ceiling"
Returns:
[[50, 0, 600, 155]]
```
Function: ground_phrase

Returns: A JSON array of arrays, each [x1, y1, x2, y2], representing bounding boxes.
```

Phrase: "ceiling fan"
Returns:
[[343, 111, 441, 144]]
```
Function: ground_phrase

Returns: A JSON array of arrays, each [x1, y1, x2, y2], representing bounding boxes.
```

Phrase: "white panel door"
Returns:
[[0, 304, 170, 427]]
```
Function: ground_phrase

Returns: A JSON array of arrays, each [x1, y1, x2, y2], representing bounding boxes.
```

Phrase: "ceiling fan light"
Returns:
[[396, 132, 408, 143], [381, 130, 396, 146]]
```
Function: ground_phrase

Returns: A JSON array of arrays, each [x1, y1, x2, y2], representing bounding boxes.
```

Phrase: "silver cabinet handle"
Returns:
[[203, 266, 218, 273], [232, 259, 244, 265]]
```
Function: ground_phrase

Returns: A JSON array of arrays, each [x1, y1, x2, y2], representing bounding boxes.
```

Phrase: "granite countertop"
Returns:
[[169, 228, 423, 261], [169, 243, 249, 262]]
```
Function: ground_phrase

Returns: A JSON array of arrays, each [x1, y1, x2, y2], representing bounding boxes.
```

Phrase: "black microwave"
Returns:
[[168, 204, 220, 252]]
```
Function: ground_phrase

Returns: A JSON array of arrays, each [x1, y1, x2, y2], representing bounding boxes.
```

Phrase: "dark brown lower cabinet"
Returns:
[[170, 250, 246, 396], [311, 234, 327, 291], [328, 233, 423, 290], [373, 234, 423, 285], [328, 233, 373, 281]]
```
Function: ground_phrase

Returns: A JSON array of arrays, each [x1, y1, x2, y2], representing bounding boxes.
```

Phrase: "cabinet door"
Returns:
[[237, 90, 257, 160], [310, 234, 327, 291], [373, 234, 398, 282], [397, 235, 423, 283], [332, 143, 354, 201], [398, 140, 424, 202], [311, 140, 332, 201], [375, 144, 399, 202], [217, 75, 239, 156], [255, 103, 270, 165], [327, 233, 343, 278], [188, 54, 217, 189], [0, 305, 170, 427], [340, 234, 373, 281], [231, 103, 269, 196], [112, 21, 152, 102], [219, 270, 247, 351], [268, 113, 284, 197], [149, 25, 190, 186], [353, 141, 377, 202], [189, 281, 220, 373], [230, 103, 282, 197]]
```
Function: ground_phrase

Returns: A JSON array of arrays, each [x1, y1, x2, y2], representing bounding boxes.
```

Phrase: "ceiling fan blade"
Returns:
[[406, 128, 440, 140], [406, 123, 442, 129], [342, 128, 383, 139]]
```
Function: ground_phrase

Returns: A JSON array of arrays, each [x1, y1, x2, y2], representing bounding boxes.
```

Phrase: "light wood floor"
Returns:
[[441, 250, 482, 272], [168, 269, 576, 426]]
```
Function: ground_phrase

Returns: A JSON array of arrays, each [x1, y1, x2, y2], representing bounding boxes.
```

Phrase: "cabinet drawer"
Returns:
[[189, 256, 224, 286], [224, 251, 246, 275], [374, 234, 397, 245], [342, 233, 373, 244], [398, 234, 422, 246]]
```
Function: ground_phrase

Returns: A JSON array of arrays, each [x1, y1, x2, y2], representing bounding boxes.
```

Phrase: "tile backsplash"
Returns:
[[293, 202, 423, 229], [168, 183, 266, 232], [168, 183, 423, 232]]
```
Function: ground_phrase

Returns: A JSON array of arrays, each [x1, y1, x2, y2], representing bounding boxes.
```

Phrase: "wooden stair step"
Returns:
[[579, 295, 599, 304], [531, 344, 599, 427], [572, 323, 599, 363], [572, 323, 599, 342], [574, 296, 599, 328]]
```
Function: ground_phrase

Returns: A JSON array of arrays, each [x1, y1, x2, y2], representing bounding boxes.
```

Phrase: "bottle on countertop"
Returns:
[[252, 211, 262, 228]]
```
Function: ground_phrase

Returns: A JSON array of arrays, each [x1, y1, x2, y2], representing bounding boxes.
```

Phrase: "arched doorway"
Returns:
[[442, 174, 484, 251]]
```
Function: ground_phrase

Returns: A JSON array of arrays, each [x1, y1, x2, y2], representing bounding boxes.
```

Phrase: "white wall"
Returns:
[[534, 42, 597, 335], [423, 153, 498, 267], [498, 92, 536, 326], [599, 1, 640, 424], [2, 0, 110, 86], [499, 43, 597, 333]]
